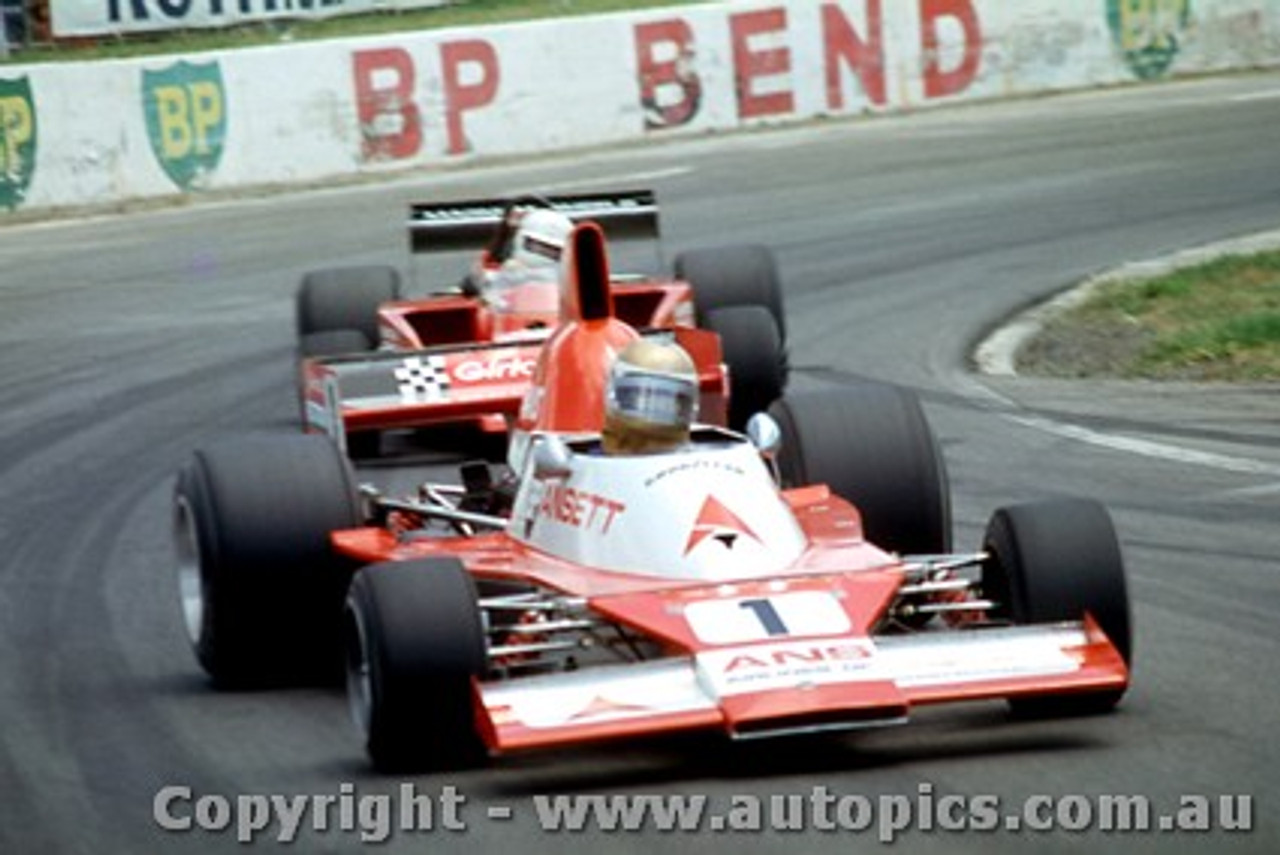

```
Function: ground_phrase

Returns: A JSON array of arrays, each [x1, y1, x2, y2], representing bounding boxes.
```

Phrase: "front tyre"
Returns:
[[344, 559, 488, 773], [982, 498, 1132, 715], [174, 433, 362, 687]]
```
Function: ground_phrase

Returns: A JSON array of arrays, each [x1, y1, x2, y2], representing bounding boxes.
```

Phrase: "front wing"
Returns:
[[478, 619, 1126, 751]]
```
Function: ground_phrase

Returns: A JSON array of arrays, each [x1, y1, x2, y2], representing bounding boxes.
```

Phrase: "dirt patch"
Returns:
[[1016, 314, 1154, 378]]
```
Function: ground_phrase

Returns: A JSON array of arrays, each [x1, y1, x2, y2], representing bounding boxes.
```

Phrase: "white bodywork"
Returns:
[[480, 624, 1096, 739], [509, 437, 807, 580]]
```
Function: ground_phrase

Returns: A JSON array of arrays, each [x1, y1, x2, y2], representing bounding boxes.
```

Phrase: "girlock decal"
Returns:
[[1106, 0, 1191, 80], [0, 77, 37, 211], [143, 61, 227, 190]]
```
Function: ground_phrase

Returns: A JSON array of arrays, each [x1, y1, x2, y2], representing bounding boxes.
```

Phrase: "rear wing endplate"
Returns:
[[408, 189, 659, 254]]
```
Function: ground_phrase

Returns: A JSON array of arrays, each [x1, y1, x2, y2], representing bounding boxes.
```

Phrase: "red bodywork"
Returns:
[[299, 191, 729, 444], [299, 256, 705, 443], [332, 485, 1127, 752]]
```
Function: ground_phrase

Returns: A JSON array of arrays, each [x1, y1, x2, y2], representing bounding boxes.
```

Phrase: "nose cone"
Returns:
[[560, 221, 614, 322]]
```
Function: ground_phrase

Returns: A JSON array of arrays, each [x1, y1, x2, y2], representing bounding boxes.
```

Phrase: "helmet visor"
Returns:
[[520, 234, 563, 263], [607, 369, 697, 429]]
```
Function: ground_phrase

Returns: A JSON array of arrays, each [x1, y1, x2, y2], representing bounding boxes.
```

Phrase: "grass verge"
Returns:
[[1018, 250, 1280, 381]]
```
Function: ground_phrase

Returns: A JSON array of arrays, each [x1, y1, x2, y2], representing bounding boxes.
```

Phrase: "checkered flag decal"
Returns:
[[394, 355, 450, 402]]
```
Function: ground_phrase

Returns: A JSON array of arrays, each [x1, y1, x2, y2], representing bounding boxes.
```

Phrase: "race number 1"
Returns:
[[685, 591, 851, 645], [739, 598, 788, 636]]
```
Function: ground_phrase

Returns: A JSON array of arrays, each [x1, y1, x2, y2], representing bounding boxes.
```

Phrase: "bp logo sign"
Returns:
[[1107, 0, 1192, 80], [143, 61, 227, 191], [0, 77, 37, 211]]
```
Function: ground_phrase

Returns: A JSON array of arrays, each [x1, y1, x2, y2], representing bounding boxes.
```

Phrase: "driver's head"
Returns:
[[507, 209, 574, 271], [603, 339, 698, 455]]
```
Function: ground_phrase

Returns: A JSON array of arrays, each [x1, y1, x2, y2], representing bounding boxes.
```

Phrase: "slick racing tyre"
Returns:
[[299, 329, 374, 358], [344, 559, 488, 773], [982, 498, 1131, 715], [704, 306, 787, 431], [296, 265, 402, 347], [675, 244, 787, 343], [770, 383, 952, 556], [174, 433, 362, 687]]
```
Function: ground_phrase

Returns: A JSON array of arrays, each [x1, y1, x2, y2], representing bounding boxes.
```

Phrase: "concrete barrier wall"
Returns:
[[1, 0, 1277, 215]]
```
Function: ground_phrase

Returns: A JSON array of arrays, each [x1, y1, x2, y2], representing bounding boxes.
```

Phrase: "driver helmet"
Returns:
[[506, 209, 574, 272], [603, 339, 699, 455]]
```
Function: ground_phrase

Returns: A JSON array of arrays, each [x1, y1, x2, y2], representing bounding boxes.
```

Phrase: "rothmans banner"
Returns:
[[52, 0, 451, 38]]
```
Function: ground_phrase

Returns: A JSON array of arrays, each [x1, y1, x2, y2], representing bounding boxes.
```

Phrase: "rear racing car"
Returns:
[[178, 223, 1132, 772], [297, 190, 787, 456]]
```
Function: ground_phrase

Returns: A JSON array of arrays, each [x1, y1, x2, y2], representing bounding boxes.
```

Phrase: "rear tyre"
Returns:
[[174, 433, 363, 687], [299, 329, 372, 358], [345, 559, 489, 773], [675, 244, 787, 342], [982, 498, 1131, 715], [297, 265, 401, 346], [704, 306, 787, 430], [769, 384, 951, 555]]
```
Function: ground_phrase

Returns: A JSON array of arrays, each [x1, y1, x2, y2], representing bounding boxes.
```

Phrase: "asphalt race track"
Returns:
[[2, 73, 1278, 854]]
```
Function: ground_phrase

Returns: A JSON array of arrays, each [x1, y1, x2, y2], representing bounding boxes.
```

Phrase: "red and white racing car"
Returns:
[[296, 190, 787, 455], [177, 223, 1131, 772]]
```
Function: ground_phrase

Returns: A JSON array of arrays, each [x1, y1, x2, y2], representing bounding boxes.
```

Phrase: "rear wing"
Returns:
[[407, 189, 659, 254], [301, 341, 541, 445]]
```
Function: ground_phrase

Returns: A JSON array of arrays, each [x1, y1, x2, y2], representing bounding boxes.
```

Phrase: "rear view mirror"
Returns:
[[531, 436, 573, 481], [746, 412, 782, 459]]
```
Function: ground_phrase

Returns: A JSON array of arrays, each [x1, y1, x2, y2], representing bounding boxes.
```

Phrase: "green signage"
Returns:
[[0, 76, 37, 210], [1107, 0, 1192, 80], [143, 61, 227, 190]]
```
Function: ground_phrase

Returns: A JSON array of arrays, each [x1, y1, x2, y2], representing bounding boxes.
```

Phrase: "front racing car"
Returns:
[[175, 223, 1131, 772]]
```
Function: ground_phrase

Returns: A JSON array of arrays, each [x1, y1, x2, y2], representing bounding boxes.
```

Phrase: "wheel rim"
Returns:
[[344, 605, 374, 738], [174, 496, 206, 647]]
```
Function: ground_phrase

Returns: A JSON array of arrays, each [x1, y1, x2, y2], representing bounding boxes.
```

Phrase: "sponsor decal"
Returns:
[[721, 641, 874, 673], [683, 495, 760, 555], [0, 77, 36, 210], [698, 638, 879, 696], [143, 61, 226, 191], [644, 457, 746, 489], [451, 353, 536, 385], [394, 354, 450, 402], [1107, 0, 1191, 80], [535, 484, 626, 534]]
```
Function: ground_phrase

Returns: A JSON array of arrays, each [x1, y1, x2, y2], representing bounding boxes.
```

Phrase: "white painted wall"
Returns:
[[1, 0, 1276, 215]]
